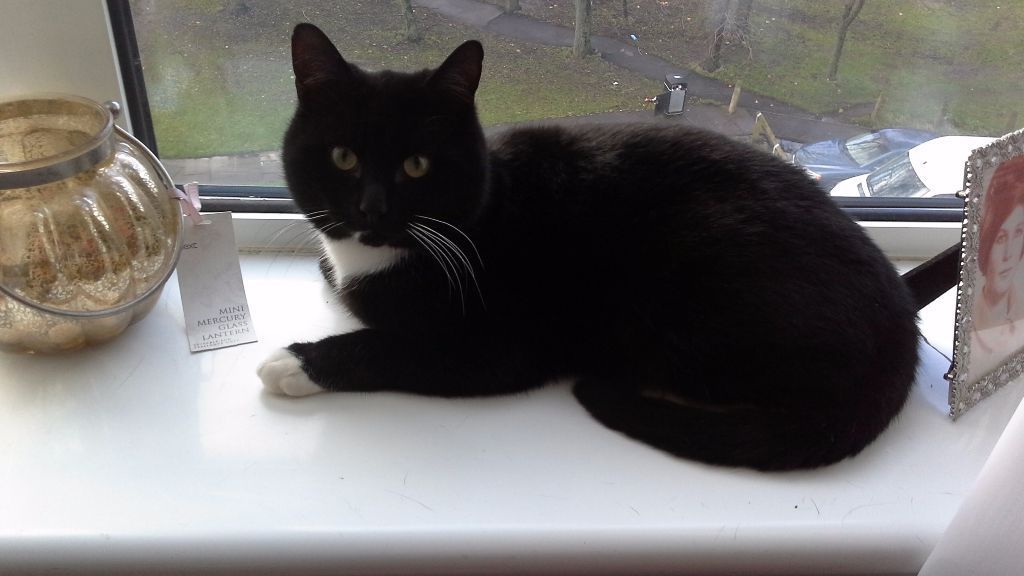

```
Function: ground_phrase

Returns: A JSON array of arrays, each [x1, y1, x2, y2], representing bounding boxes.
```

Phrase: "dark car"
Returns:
[[793, 128, 938, 191]]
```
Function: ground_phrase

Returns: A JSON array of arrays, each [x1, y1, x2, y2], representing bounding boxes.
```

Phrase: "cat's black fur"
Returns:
[[273, 23, 923, 471]]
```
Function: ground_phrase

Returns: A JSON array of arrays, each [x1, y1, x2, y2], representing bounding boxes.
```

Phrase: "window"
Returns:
[[111, 1, 1021, 242]]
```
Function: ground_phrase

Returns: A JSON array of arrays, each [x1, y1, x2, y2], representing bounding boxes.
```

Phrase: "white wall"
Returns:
[[0, 0, 131, 130]]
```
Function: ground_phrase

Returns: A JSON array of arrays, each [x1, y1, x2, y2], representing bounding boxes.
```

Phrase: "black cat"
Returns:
[[258, 23, 928, 471]]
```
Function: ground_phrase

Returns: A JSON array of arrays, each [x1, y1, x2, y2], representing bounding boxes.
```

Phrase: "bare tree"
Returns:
[[703, 0, 754, 72], [398, 0, 421, 42], [573, 0, 593, 57], [827, 0, 865, 81], [504, 0, 521, 13]]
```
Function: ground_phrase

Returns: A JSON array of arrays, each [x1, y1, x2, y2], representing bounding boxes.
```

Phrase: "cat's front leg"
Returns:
[[258, 330, 398, 396], [257, 348, 326, 397], [257, 328, 547, 398]]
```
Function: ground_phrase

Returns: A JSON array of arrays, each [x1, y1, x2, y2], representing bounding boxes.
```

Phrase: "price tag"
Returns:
[[175, 212, 257, 352]]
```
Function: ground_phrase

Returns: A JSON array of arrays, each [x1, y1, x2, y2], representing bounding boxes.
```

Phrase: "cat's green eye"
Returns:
[[403, 155, 430, 178], [331, 146, 358, 171]]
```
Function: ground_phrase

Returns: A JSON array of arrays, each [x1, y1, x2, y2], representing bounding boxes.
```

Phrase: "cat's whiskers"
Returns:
[[409, 221, 486, 311], [292, 219, 341, 254], [407, 226, 465, 313], [261, 219, 308, 251], [319, 221, 346, 236], [411, 225, 467, 312], [414, 215, 485, 270], [259, 209, 333, 254], [310, 221, 349, 277], [259, 218, 326, 275], [268, 215, 346, 275]]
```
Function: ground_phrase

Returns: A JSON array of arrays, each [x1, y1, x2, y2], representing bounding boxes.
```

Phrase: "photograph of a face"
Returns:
[[948, 130, 1024, 417]]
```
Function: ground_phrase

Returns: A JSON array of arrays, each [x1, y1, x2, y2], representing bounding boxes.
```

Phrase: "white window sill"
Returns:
[[227, 213, 964, 261], [2, 247, 1020, 575]]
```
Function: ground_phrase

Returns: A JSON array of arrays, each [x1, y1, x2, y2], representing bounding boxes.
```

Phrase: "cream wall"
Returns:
[[0, 0, 131, 130]]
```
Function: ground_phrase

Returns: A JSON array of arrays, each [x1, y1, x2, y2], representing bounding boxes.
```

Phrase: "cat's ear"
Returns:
[[291, 23, 352, 108], [427, 40, 484, 107]]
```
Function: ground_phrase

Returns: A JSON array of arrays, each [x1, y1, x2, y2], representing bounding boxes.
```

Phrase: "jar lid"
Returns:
[[0, 95, 117, 190]]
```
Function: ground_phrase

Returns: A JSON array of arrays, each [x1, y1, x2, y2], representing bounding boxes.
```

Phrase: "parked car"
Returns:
[[829, 136, 996, 198], [794, 128, 938, 190]]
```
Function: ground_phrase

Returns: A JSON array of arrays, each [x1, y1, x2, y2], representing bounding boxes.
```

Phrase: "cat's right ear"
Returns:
[[428, 40, 484, 108], [291, 23, 351, 109]]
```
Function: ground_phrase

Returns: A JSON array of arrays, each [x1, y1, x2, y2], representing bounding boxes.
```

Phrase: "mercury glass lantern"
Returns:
[[0, 95, 183, 353]]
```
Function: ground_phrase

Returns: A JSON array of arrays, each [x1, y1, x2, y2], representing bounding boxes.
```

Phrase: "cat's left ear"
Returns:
[[427, 40, 484, 107]]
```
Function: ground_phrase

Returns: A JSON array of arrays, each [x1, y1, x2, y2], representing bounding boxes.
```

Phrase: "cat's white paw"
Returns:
[[257, 348, 325, 397]]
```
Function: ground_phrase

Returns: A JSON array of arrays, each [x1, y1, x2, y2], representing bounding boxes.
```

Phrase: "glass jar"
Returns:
[[0, 95, 183, 353]]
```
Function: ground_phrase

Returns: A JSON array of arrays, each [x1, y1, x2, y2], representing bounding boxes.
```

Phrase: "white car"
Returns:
[[829, 136, 995, 198]]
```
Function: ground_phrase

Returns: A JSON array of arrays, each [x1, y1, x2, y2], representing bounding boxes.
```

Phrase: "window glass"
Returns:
[[128, 0, 1022, 200]]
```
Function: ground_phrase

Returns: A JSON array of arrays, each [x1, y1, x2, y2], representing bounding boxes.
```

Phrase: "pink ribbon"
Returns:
[[172, 181, 205, 225]]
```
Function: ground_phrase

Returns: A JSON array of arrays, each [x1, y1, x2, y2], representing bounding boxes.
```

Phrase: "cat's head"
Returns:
[[283, 23, 488, 249]]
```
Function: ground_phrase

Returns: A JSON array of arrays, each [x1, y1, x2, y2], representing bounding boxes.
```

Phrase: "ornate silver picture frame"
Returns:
[[947, 129, 1024, 418]]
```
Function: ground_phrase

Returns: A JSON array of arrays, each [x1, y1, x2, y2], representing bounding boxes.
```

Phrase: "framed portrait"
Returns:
[[947, 129, 1024, 418]]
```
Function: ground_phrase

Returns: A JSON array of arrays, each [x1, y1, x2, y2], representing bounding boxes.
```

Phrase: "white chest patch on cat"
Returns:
[[321, 233, 407, 281]]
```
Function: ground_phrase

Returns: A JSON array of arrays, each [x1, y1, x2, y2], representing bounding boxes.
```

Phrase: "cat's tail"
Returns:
[[901, 243, 960, 310], [573, 379, 906, 471]]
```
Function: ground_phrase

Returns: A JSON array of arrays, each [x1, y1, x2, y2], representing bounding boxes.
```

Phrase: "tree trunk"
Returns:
[[505, 0, 521, 13], [622, 0, 628, 19], [705, 24, 725, 72], [703, 0, 754, 72], [399, 0, 421, 42], [827, 0, 865, 81], [573, 0, 592, 57], [734, 0, 754, 33]]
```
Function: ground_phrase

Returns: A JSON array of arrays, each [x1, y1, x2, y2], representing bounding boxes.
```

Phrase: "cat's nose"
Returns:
[[359, 186, 388, 224]]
